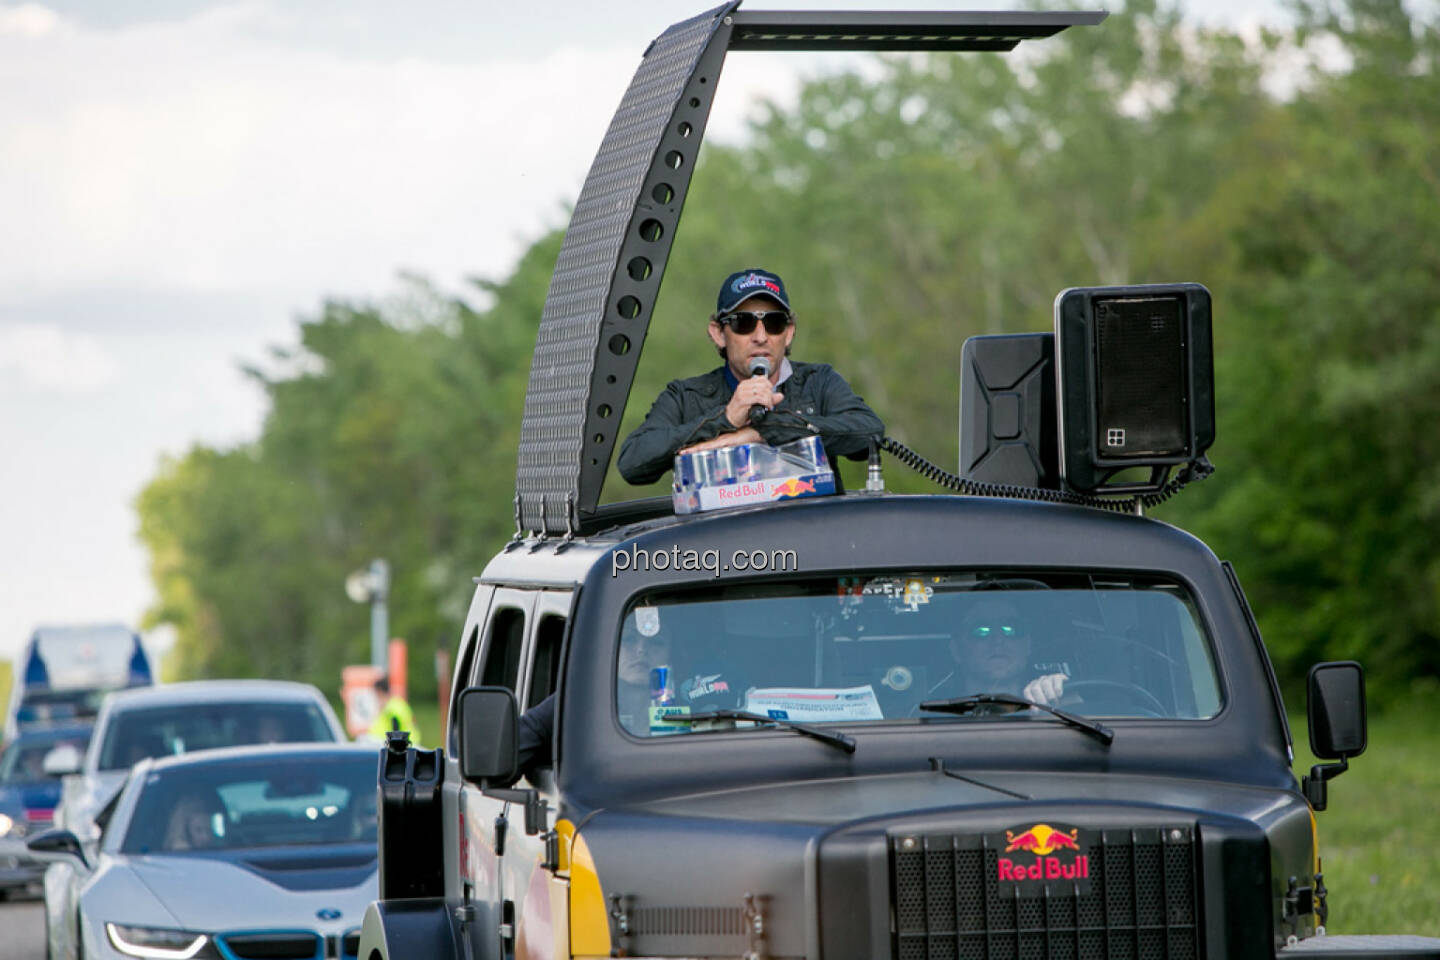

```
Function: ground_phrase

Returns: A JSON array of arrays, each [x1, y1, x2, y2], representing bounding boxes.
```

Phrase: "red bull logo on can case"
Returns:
[[996, 823, 1090, 885], [770, 477, 816, 499]]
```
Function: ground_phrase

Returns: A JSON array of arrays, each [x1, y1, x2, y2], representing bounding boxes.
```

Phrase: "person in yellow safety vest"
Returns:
[[368, 675, 420, 745]]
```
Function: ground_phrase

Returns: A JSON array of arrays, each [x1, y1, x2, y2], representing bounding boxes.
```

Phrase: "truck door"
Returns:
[[443, 584, 492, 904], [458, 587, 535, 958], [507, 591, 573, 960]]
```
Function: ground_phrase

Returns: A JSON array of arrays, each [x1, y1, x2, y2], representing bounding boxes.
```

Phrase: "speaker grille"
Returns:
[[1094, 296, 1187, 458]]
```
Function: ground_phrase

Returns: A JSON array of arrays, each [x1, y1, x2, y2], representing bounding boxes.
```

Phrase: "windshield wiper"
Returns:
[[660, 709, 856, 754], [918, 693, 1114, 746]]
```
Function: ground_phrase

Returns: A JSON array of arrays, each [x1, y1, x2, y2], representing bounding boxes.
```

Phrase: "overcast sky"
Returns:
[[0, 0, 1288, 665]]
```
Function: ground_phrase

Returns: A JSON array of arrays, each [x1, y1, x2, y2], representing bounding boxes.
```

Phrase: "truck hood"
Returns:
[[575, 767, 1307, 958], [626, 766, 1300, 827]]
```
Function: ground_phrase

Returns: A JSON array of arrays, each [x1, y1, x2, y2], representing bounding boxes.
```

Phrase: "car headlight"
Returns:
[[0, 813, 14, 837], [105, 924, 217, 960]]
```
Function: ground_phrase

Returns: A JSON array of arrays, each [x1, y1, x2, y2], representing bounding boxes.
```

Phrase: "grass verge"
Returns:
[[1291, 700, 1440, 936]]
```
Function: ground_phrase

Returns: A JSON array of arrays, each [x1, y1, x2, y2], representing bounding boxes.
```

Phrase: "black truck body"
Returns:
[[360, 495, 1440, 959]]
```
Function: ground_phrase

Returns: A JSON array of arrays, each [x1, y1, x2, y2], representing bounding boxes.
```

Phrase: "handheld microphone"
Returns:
[[748, 356, 772, 425]]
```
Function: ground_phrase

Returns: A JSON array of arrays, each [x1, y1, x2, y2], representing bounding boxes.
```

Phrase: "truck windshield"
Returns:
[[617, 572, 1221, 736]]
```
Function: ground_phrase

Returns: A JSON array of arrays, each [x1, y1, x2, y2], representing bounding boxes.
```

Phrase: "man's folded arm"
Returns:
[[617, 383, 733, 485]]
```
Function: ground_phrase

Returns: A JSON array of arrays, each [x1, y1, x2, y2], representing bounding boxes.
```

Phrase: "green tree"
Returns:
[[1168, 0, 1440, 695], [137, 250, 559, 700]]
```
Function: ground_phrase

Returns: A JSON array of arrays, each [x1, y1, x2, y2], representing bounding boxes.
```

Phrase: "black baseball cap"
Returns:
[[715, 268, 792, 315]]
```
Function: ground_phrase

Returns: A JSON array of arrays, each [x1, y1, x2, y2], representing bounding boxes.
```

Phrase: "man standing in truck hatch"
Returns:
[[616, 268, 884, 485]]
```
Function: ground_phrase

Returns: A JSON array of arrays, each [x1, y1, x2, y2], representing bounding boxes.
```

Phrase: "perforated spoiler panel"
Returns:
[[514, 3, 737, 536]]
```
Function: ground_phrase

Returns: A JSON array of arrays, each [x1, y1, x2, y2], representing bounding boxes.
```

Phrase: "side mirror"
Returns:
[[456, 687, 547, 836], [42, 744, 83, 777], [27, 828, 91, 871], [1308, 661, 1367, 760], [1302, 660, 1367, 811], [457, 686, 519, 786]]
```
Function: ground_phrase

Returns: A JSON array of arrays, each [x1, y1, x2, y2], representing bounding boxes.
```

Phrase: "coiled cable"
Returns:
[[876, 436, 1213, 514]]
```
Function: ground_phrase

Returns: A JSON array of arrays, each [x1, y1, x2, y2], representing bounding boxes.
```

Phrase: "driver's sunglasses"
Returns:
[[966, 623, 1020, 642], [716, 310, 792, 336]]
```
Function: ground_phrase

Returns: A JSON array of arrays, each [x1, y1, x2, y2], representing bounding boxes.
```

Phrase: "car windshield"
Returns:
[[98, 701, 334, 771], [15, 689, 108, 727], [0, 732, 90, 783], [120, 754, 377, 854], [617, 572, 1222, 736]]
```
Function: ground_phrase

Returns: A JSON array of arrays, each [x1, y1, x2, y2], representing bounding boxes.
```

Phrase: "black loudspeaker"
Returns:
[[1054, 284, 1215, 494], [959, 333, 1059, 489]]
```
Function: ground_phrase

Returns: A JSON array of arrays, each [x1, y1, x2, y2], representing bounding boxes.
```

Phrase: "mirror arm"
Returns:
[[1302, 756, 1349, 812], [481, 785, 547, 836]]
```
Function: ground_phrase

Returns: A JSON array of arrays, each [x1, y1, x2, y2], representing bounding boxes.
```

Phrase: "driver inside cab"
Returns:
[[927, 594, 1069, 706]]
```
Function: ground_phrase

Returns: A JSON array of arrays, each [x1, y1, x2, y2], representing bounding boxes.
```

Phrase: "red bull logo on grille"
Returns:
[[1004, 823, 1078, 855], [996, 823, 1090, 884]]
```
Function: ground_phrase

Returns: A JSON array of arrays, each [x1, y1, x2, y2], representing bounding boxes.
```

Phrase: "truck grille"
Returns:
[[891, 827, 1199, 960]]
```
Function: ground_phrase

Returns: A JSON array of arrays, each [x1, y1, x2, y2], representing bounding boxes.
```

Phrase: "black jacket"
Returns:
[[514, 692, 555, 784], [616, 361, 885, 486]]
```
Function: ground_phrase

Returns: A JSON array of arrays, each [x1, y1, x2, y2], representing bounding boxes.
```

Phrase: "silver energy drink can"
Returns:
[[730, 442, 754, 481], [694, 448, 716, 487], [649, 666, 672, 704], [796, 434, 828, 470], [713, 447, 736, 483], [674, 451, 697, 490]]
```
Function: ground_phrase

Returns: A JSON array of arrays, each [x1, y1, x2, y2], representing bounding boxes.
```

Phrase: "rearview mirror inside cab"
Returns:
[[458, 686, 519, 786]]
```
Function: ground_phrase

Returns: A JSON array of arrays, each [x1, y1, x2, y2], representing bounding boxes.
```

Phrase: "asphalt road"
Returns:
[[0, 898, 46, 960]]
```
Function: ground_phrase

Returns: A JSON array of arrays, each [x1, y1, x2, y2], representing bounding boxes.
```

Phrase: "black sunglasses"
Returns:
[[716, 310, 792, 335]]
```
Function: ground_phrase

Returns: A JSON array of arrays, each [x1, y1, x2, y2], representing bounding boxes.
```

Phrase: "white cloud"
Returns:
[[0, 2, 61, 37], [0, 322, 119, 393], [0, 3, 643, 305], [0, 2, 830, 311]]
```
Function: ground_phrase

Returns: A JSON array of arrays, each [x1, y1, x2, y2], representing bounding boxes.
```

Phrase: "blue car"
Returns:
[[0, 722, 92, 898]]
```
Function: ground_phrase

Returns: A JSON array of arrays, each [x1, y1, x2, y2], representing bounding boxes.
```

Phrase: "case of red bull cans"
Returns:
[[672, 435, 836, 514]]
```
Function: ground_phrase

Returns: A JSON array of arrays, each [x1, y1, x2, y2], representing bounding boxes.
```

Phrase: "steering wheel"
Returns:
[[1059, 680, 1168, 718]]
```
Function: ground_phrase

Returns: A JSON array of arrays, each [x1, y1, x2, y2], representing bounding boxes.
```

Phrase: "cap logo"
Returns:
[[731, 273, 781, 296]]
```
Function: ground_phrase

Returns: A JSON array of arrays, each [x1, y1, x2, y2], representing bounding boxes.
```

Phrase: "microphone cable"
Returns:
[[875, 436, 1213, 514]]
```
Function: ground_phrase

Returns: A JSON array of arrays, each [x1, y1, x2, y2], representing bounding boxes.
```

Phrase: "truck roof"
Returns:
[[481, 492, 1215, 588]]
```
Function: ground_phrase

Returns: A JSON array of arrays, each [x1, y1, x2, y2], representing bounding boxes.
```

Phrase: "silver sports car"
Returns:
[[30, 743, 379, 960]]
